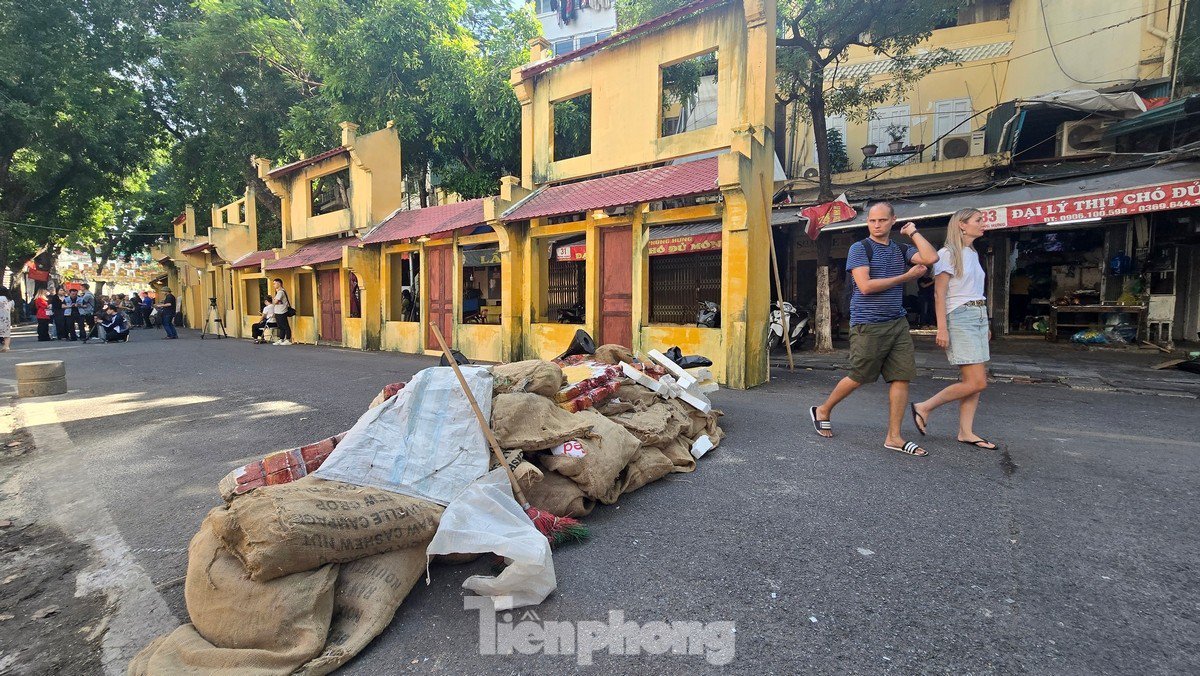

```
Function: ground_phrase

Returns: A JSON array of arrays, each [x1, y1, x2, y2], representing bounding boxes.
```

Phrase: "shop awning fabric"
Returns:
[[362, 198, 488, 245], [265, 237, 354, 270], [788, 160, 1200, 232], [504, 157, 720, 221], [230, 250, 275, 270]]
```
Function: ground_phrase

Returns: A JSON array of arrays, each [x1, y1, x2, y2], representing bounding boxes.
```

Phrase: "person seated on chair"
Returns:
[[251, 297, 276, 344], [99, 305, 129, 342]]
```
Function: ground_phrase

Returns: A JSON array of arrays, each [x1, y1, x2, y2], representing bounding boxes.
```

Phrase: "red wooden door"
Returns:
[[426, 246, 454, 347], [317, 269, 342, 342], [599, 226, 633, 348]]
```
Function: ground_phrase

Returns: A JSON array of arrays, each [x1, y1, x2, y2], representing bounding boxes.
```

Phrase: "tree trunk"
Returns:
[[807, 64, 836, 352], [418, 166, 430, 209]]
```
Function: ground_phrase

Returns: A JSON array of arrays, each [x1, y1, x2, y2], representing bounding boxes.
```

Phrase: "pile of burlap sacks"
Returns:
[[130, 348, 722, 675]]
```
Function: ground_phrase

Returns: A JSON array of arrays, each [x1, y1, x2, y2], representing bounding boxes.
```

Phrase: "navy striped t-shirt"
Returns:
[[846, 238, 918, 326]]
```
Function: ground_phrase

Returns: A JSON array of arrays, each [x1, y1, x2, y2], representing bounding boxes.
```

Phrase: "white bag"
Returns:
[[426, 469, 556, 609], [314, 366, 493, 505]]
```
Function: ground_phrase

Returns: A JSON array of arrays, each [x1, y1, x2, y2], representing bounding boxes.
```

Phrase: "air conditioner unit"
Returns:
[[938, 131, 986, 160], [1058, 120, 1114, 156], [800, 166, 820, 180]]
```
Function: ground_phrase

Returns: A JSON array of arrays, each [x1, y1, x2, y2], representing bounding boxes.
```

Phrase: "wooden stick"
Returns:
[[429, 323, 530, 506], [767, 227, 795, 370], [1141, 340, 1173, 354]]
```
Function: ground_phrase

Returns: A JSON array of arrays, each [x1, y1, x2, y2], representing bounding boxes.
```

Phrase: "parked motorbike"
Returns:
[[696, 301, 720, 328], [768, 301, 809, 350], [557, 303, 585, 324]]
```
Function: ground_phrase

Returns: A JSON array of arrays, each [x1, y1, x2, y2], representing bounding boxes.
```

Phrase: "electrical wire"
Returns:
[[1040, 0, 1136, 85]]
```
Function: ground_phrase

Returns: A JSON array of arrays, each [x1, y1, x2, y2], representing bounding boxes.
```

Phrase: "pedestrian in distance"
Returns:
[[271, 278, 293, 345], [0, 288, 13, 352], [810, 202, 940, 457], [140, 291, 155, 328], [156, 287, 178, 339], [34, 289, 52, 342], [910, 208, 998, 450], [63, 288, 79, 341], [50, 288, 65, 339], [77, 283, 96, 343]]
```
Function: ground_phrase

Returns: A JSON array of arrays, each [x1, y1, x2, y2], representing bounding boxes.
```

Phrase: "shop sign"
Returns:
[[556, 244, 586, 262], [463, 247, 501, 267], [648, 231, 723, 256], [981, 179, 1200, 230]]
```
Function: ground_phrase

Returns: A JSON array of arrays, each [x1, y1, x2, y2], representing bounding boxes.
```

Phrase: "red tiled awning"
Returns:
[[181, 242, 215, 255], [362, 198, 489, 245], [230, 250, 275, 270], [266, 146, 349, 179], [265, 238, 354, 271], [503, 157, 720, 222]]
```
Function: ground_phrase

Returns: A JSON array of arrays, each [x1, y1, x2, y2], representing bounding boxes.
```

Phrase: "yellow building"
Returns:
[[247, 121, 403, 348]]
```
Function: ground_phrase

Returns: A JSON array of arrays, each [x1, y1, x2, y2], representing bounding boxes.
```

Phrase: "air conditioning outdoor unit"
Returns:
[[1057, 120, 1114, 156], [938, 130, 986, 160], [800, 166, 820, 180]]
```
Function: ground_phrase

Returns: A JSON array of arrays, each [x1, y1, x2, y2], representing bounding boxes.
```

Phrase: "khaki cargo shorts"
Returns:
[[848, 317, 916, 384]]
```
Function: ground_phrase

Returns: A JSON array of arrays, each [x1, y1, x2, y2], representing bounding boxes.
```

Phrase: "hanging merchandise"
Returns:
[[559, 0, 576, 24]]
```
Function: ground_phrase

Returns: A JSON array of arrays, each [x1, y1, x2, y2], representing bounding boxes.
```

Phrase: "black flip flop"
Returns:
[[959, 438, 998, 450], [810, 406, 833, 437], [885, 441, 928, 457], [910, 403, 927, 436]]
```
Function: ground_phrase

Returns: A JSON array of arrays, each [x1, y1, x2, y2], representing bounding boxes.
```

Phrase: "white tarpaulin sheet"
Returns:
[[426, 468, 556, 609], [314, 366, 493, 505], [1021, 89, 1147, 115]]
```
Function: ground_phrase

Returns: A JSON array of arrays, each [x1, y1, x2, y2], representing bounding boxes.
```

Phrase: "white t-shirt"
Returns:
[[933, 246, 986, 313], [272, 288, 290, 316]]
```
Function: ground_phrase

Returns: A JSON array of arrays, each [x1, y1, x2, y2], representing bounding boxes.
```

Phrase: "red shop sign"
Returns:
[[555, 243, 586, 262], [981, 179, 1200, 230], [648, 232, 722, 256]]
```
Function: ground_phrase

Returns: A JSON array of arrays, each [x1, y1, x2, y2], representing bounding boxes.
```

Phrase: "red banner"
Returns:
[[648, 232, 722, 256], [803, 195, 858, 240], [981, 179, 1200, 230], [556, 244, 586, 262]]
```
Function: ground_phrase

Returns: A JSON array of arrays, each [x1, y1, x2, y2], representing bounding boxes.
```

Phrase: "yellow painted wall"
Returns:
[[456, 323, 503, 363], [382, 321, 422, 353]]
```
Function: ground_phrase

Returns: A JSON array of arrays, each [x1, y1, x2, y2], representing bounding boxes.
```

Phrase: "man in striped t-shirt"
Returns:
[[810, 202, 939, 457]]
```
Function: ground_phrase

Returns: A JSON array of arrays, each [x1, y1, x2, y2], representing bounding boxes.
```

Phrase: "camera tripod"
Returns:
[[201, 298, 227, 339]]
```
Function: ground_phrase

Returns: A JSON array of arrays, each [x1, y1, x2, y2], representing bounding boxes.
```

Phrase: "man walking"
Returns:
[[810, 202, 940, 457], [156, 288, 178, 339]]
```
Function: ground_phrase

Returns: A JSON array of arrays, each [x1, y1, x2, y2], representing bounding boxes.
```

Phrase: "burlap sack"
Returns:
[[295, 545, 429, 676], [128, 624, 313, 676], [209, 477, 443, 581], [539, 410, 641, 500], [593, 344, 636, 365], [618, 446, 675, 495], [491, 360, 565, 398], [522, 468, 595, 517], [606, 401, 688, 447], [187, 512, 337, 654], [657, 437, 698, 473], [611, 382, 662, 410], [490, 392, 594, 451]]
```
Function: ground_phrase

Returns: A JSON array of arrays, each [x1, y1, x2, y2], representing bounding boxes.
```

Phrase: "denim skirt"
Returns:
[[946, 304, 990, 365]]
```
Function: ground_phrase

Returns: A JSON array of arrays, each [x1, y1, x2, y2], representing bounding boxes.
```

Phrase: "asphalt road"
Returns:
[[4, 326, 1198, 674]]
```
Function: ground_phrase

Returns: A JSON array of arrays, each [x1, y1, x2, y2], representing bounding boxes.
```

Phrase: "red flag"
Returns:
[[802, 194, 857, 240]]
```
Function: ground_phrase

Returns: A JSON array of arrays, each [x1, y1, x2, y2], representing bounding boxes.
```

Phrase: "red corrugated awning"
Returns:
[[504, 157, 720, 222], [265, 238, 353, 270], [266, 147, 349, 179], [362, 198, 489, 245], [181, 242, 215, 255], [230, 250, 275, 270]]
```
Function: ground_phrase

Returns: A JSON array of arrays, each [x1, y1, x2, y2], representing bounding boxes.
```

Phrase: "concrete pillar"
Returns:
[[16, 361, 67, 397]]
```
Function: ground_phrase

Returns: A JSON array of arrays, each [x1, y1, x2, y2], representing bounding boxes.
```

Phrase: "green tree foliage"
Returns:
[[1176, 4, 1200, 92], [826, 128, 850, 173]]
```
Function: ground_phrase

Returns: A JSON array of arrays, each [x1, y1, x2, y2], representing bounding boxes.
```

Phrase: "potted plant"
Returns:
[[861, 143, 878, 157], [886, 124, 907, 152]]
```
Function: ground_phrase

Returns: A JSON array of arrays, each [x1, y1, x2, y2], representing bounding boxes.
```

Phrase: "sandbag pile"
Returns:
[[490, 350, 724, 519]]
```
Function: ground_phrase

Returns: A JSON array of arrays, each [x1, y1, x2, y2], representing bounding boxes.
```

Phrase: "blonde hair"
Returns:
[[944, 208, 981, 277]]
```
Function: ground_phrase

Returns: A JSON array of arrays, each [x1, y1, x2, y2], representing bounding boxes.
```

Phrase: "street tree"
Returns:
[[615, 0, 963, 351]]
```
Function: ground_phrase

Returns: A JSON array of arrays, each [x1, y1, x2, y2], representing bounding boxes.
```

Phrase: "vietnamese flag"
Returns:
[[802, 194, 857, 240]]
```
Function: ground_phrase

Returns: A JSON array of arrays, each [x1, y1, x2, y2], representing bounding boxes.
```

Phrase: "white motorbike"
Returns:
[[768, 301, 810, 351]]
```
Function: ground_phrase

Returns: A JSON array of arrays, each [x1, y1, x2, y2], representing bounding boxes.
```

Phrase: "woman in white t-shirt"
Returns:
[[910, 208, 997, 450]]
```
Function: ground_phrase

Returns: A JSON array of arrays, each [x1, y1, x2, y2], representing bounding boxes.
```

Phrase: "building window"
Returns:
[[811, 116, 848, 164], [867, 105, 911, 148], [933, 98, 974, 150], [310, 168, 349, 217], [938, 0, 1009, 28], [552, 39, 574, 56], [661, 51, 719, 137], [388, 252, 419, 321], [553, 92, 591, 161], [647, 223, 722, 325], [461, 244, 501, 325], [533, 0, 554, 15], [541, 235, 585, 323], [297, 272, 315, 316], [244, 278, 268, 315]]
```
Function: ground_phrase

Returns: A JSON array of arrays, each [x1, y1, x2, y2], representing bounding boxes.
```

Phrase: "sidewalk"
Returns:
[[772, 335, 1200, 398]]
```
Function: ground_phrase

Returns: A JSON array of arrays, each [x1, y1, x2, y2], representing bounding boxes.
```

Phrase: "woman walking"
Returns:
[[0, 289, 12, 351], [34, 289, 52, 343], [910, 208, 997, 450]]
